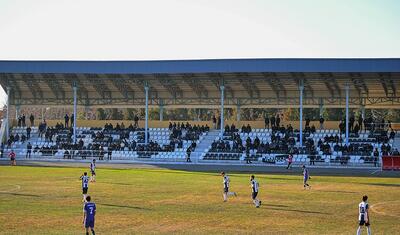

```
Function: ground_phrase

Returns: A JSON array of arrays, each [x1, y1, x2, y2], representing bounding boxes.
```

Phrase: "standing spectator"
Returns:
[[373, 148, 379, 167], [17, 116, 22, 127], [276, 114, 281, 128], [186, 147, 192, 162], [358, 115, 363, 131], [70, 114, 74, 127], [305, 117, 311, 128], [217, 116, 221, 130], [26, 126, 31, 139], [64, 114, 70, 128], [26, 142, 32, 158], [264, 115, 269, 129], [22, 114, 26, 127], [270, 116, 275, 128], [134, 115, 139, 127], [30, 114, 35, 126], [212, 115, 217, 129], [9, 150, 16, 166], [319, 116, 325, 130], [349, 115, 355, 132]]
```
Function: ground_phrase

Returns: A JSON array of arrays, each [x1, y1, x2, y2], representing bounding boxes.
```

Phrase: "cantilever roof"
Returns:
[[0, 58, 399, 108], [0, 58, 400, 74]]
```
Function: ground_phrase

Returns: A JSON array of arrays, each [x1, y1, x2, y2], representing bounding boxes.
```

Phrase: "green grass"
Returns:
[[0, 166, 399, 234]]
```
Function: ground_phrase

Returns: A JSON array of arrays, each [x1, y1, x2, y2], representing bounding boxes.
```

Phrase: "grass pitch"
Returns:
[[0, 165, 399, 234]]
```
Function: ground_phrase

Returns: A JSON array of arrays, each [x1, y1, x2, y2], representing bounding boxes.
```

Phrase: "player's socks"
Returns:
[[86, 232, 89, 235], [91, 229, 95, 235], [223, 194, 227, 201], [356, 226, 361, 235], [367, 226, 371, 235]]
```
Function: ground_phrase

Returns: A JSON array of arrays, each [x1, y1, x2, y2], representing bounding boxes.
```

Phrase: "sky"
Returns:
[[0, 0, 399, 105]]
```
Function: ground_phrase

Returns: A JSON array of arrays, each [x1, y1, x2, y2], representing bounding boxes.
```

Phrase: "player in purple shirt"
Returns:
[[302, 165, 311, 189], [83, 195, 96, 235]]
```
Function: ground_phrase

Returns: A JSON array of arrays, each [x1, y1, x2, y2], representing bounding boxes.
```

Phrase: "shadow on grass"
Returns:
[[266, 207, 330, 215], [359, 183, 400, 187], [99, 182, 136, 186], [98, 203, 151, 210], [0, 192, 41, 197], [263, 204, 289, 208], [318, 190, 357, 194]]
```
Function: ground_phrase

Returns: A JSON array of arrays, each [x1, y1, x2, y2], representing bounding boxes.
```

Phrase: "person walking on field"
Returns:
[[286, 154, 293, 169], [9, 150, 16, 166]]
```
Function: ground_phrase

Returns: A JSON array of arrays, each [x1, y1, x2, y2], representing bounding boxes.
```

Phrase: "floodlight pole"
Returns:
[[345, 84, 350, 145], [220, 85, 225, 134], [73, 83, 78, 144], [5, 86, 10, 141], [299, 84, 304, 147], [145, 84, 149, 145]]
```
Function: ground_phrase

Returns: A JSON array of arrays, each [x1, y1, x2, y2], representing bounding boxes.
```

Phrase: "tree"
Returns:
[[96, 108, 107, 120]]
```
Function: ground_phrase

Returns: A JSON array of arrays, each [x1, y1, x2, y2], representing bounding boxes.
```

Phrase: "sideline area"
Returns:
[[1, 158, 399, 178]]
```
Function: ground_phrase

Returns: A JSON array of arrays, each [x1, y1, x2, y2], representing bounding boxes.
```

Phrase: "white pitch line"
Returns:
[[370, 201, 400, 218], [370, 169, 381, 175], [0, 184, 21, 193]]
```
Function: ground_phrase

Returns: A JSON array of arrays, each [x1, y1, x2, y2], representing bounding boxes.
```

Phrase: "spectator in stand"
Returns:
[[212, 115, 217, 129], [358, 115, 363, 131], [26, 142, 32, 158], [217, 116, 221, 130], [264, 115, 269, 129], [319, 116, 325, 130], [305, 117, 311, 128], [270, 115, 275, 128], [134, 115, 139, 127], [339, 120, 345, 134], [276, 114, 281, 128], [9, 150, 16, 166], [71, 114, 74, 127], [373, 148, 379, 167], [22, 114, 26, 127], [30, 114, 35, 126], [349, 115, 355, 132], [64, 114, 70, 128], [26, 126, 31, 139], [186, 147, 192, 162]]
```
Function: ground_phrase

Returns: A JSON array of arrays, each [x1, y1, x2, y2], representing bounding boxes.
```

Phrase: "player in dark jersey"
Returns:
[[357, 195, 371, 235], [80, 172, 89, 202], [83, 195, 96, 235]]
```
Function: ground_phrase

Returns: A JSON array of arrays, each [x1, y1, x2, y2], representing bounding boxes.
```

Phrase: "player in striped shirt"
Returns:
[[302, 165, 311, 189], [80, 172, 89, 202], [221, 172, 237, 202], [250, 175, 261, 208], [90, 159, 96, 182], [357, 195, 371, 235]]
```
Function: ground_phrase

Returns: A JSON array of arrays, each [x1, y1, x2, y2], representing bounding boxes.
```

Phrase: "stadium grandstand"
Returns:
[[0, 58, 400, 168]]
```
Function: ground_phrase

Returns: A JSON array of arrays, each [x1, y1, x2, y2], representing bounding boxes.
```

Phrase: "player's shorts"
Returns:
[[359, 215, 370, 226], [91, 171, 96, 176], [85, 218, 95, 228], [252, 192, 258, 200], [82, 187, 88, 194], [223, 187, 229, 193], [303, 177, 308, 183]]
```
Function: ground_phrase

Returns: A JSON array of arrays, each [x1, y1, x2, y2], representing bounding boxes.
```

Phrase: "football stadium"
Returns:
[[1, 1, 400, 235]]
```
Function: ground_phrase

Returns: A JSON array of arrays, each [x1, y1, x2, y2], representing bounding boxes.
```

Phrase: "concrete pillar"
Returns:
[[299, 85, 304, 147], [73, 84, 78, 144], [345, 85, 350, 145], [145, 84, 149, 144], [220, 85, 225, 134]]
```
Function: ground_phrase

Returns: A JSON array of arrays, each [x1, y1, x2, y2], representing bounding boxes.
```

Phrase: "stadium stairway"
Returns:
[[393, 132, 400, 152], [191, 129, 220, 162]]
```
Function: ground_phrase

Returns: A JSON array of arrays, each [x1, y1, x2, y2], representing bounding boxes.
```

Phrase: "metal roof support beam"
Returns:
[[263, 72, 286, 98]]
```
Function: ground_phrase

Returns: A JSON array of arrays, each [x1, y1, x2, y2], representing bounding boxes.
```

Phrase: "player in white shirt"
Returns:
[[221, 172, 237, 202], [357, 195, 371, 235], [80, 172, 89, 202], [250, 175, 261, 208], [90, 159, 96, 182]]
